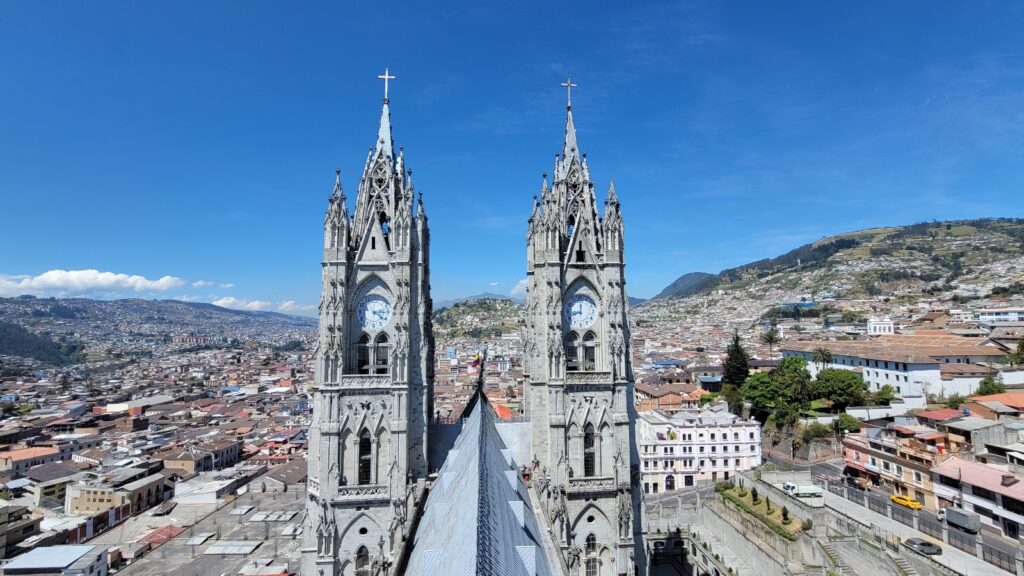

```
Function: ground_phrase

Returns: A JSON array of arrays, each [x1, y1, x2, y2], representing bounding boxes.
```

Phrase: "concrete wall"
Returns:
[[704, 497, 821, 575], [846, 403, 910, 419]]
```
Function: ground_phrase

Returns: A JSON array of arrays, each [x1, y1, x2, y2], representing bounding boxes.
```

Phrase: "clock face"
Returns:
[[356, 294, 392, 330], [565, 294, 598, 330]]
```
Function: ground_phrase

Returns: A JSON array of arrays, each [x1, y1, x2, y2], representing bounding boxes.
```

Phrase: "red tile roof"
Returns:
[[914, 408, 964, 421]]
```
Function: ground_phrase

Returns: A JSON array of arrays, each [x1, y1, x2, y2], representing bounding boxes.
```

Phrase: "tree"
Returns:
[[813, 369, 867, 410], [836, 413, 861, 433], [775, 356, 813, 408], [802, 422, 833, 443], [760, 326, 780, 359], [872, 385, 896, 406], [723, 331, 750, 387], [741, 372, 775, 411], [946, 393, 966, 409], [976, 375, 1006, 396], [721, 384, 743, 414], [812, 347, 834, 372], [1007, 340, 1024, 366]]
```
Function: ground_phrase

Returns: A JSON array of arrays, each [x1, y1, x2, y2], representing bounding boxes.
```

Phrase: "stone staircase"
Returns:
[[887, 552, 919, 576], [820, 541, 851, 574]]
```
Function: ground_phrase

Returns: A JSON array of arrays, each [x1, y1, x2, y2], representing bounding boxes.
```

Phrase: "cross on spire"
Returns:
[[561, 75, 578, 110], [378, 67, 396, 102]]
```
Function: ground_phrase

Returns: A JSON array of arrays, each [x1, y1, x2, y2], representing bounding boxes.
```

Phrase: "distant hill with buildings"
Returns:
[[434, 292, 520, 311], [654, 218, 1024, 302], [636, 218, 1024, 348], [0, 297, 316, 367], [432, 297, 523, 339]]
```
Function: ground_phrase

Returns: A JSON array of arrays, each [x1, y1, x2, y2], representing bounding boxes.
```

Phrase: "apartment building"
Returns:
[[634, 383, 707, 413], [933, 457, 1024, 540], [64, 465, 166, 516], [842, 424, 956, 509], [636, 406, 761, 493], [0, 504, 42, 560]]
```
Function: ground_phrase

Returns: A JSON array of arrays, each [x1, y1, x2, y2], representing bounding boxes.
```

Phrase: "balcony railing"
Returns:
[[334, 484, 389, 502], [566, 476, 617, 494], [564, 372, 613, 385]]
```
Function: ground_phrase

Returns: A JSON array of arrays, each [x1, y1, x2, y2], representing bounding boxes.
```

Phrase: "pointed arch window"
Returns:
[[373, 333, 390, 375], [584, 424, 596, 477], [567, 215, 576, 238], [357, 334, 372, 375], [582, 331, 598, 372], [565, 332, 580, 372], [585, 534, 598, 576], [355, 546, 370, 576], [358, 429, 372, 485]]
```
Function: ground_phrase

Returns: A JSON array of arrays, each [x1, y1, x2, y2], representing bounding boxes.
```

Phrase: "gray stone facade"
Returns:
[[523, 102, 645, 575], [302, 96, 434, 576], [304, 82, 643, 576]]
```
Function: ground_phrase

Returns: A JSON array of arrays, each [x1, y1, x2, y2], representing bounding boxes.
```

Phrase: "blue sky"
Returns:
[[3, 1, 1024, 313]]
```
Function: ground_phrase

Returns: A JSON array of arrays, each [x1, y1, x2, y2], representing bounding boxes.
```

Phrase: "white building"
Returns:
[[977, 307, 1024, 323], [867, 316, 895, 336], [636, 407, 761, 493], [783, 336, 1017, 409]]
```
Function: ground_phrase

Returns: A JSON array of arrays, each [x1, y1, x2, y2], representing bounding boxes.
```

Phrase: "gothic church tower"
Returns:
[[302, 75, 433, 576], [524, 82, 644, 576]]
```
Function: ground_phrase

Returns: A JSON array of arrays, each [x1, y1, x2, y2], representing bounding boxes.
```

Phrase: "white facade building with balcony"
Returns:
[[636, 406, 761, 493]]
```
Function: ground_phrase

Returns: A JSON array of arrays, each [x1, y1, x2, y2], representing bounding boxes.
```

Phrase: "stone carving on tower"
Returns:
[[524, 78, 646, 576], [302, 69, 433, 576]]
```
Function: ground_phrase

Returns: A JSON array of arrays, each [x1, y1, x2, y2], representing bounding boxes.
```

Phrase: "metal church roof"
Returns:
[[406, 394, 558, 576]]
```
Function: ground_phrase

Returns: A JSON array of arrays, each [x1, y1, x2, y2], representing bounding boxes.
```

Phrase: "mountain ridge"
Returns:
[[653, 217, 1024, 301]]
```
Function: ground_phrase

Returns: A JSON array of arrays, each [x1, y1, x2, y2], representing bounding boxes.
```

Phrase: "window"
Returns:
[[565, 332, 580, 372], [973, 485, 998, 503], [357, 334, 371, 374], [355, 546, 370, 576], [373, 333, 389, 374], [584, 424, 596, 476], [585, 534, 598, 576], [582, 331, 597, 371], [358, 429, 372, 485], [666, 475, 675, 491]]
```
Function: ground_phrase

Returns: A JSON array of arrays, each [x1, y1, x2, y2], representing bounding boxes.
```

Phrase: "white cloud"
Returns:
[[278, 300, 317, 313], [0, 269, 185, 297], [193, 280, 234, 289], [213, 296, 272, 311], [510, 278, 529, 298], [489, 281, 500, 287]]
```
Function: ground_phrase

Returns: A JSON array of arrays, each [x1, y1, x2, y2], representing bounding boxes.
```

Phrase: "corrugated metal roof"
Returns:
[[2, 545, 96, 569]]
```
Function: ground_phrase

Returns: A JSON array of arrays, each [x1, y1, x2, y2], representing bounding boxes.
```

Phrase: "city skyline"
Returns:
[[4, 2, 1024, 314]]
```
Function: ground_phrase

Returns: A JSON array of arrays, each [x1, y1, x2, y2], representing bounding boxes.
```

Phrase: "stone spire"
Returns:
[[331, 168, 345, 201], [606, 179, 618, 205], [376, 99, 395, 159]]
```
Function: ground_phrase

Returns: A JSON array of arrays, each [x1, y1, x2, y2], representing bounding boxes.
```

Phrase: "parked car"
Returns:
[[844, 476, 866, 491], [892, 494, 923, 510], [905, 538, 942, 556]]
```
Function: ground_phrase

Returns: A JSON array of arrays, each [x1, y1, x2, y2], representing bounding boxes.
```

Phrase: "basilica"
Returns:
[[302, 73, 645, 576]]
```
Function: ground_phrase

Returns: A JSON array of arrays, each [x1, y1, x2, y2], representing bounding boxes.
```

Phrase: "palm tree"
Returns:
[[812, 347, 833, 372], [760, 329, 780, 359]]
